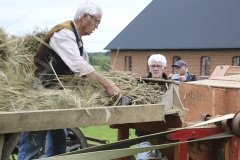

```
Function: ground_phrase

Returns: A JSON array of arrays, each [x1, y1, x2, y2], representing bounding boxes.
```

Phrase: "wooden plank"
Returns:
[[210, 74, 240, 81], [116, 124, 132, 160], [186, 79, 240, 88], [226, 66, 240, 76], [180, 80, 239, 122], [209, 65, 230, 79], [0, 104, 165, 134]]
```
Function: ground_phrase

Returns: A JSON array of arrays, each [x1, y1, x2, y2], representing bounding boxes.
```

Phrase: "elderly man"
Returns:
[[143, 54, 168, 79], [18, 1, 121, 159], [136, 54, 168, 160], [169, 60, 197, 82]]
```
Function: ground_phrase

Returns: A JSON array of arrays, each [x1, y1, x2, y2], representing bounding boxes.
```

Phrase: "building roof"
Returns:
[[105, 0, 240, 50]]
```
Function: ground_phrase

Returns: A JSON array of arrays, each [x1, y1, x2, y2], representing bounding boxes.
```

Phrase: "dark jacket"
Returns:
[[143, 72, 168, 80], [186, 72, 197, 82]]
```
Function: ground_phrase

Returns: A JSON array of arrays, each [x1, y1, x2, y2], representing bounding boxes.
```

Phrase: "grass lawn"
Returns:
[[81, 125, 138, 158], [80, 125, 137, 146]]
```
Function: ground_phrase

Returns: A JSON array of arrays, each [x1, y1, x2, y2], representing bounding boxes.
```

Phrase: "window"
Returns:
[[125, 56, 132, 71], [201, 56, 210, 76], [233, 57, 240, 66], [173, 56, 181, 73]]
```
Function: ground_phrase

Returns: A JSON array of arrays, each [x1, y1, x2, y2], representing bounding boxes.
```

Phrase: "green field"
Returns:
[[81, 125, 138, 158], [81, 125, 137, 145]]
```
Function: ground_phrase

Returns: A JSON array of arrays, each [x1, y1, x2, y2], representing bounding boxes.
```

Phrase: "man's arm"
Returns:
[[49, 29, 121, 96]]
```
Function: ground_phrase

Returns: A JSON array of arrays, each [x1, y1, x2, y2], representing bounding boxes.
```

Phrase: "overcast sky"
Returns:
[[1, 0, 152, 52]]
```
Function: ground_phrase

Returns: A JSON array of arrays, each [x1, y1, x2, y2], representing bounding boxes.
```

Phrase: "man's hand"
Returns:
[[87, 71, 122, 98], [167, 73, 173, 79], [179, 75, 186, 82], [106, 83, 122, 98]]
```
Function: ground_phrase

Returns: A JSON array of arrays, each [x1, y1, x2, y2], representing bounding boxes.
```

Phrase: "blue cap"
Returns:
[[172, 60, 187, 67]]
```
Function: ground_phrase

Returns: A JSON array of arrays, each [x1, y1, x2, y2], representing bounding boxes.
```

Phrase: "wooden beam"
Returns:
[[0, 104, 165, 134], [116, 124, 130, 160], [185, 79, 240, 88]]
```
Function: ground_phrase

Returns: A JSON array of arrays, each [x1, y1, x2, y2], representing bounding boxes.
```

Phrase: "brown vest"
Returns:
[[34, 20, 82, 88]]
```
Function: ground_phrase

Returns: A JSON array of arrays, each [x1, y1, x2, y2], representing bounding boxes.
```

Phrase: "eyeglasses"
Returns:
[[150, 65, 163, 68], [87, 14, 100, 26]]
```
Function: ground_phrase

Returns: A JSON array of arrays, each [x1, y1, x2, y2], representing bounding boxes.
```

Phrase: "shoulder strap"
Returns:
[[71, 23, 83, 56]]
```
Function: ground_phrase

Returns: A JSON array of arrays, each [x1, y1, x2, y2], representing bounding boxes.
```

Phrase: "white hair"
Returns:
[[148, 54, 167, 67], [73, 0, 103, 21]]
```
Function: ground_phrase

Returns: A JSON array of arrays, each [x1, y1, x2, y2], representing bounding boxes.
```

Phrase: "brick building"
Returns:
[[105, 0, 240, 79]]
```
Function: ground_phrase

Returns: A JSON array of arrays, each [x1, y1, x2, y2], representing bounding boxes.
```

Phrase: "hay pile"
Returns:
[[0, 29, 167, 112], [0, 29, 86, 111]]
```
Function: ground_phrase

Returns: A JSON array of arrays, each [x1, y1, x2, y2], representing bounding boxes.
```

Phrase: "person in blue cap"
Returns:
[[168, 60, 197, 82]]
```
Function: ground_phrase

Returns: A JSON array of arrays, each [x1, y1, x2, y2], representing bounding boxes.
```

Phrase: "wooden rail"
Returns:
[[0, 104, 165, 134], [0, 104, 165, 157]]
